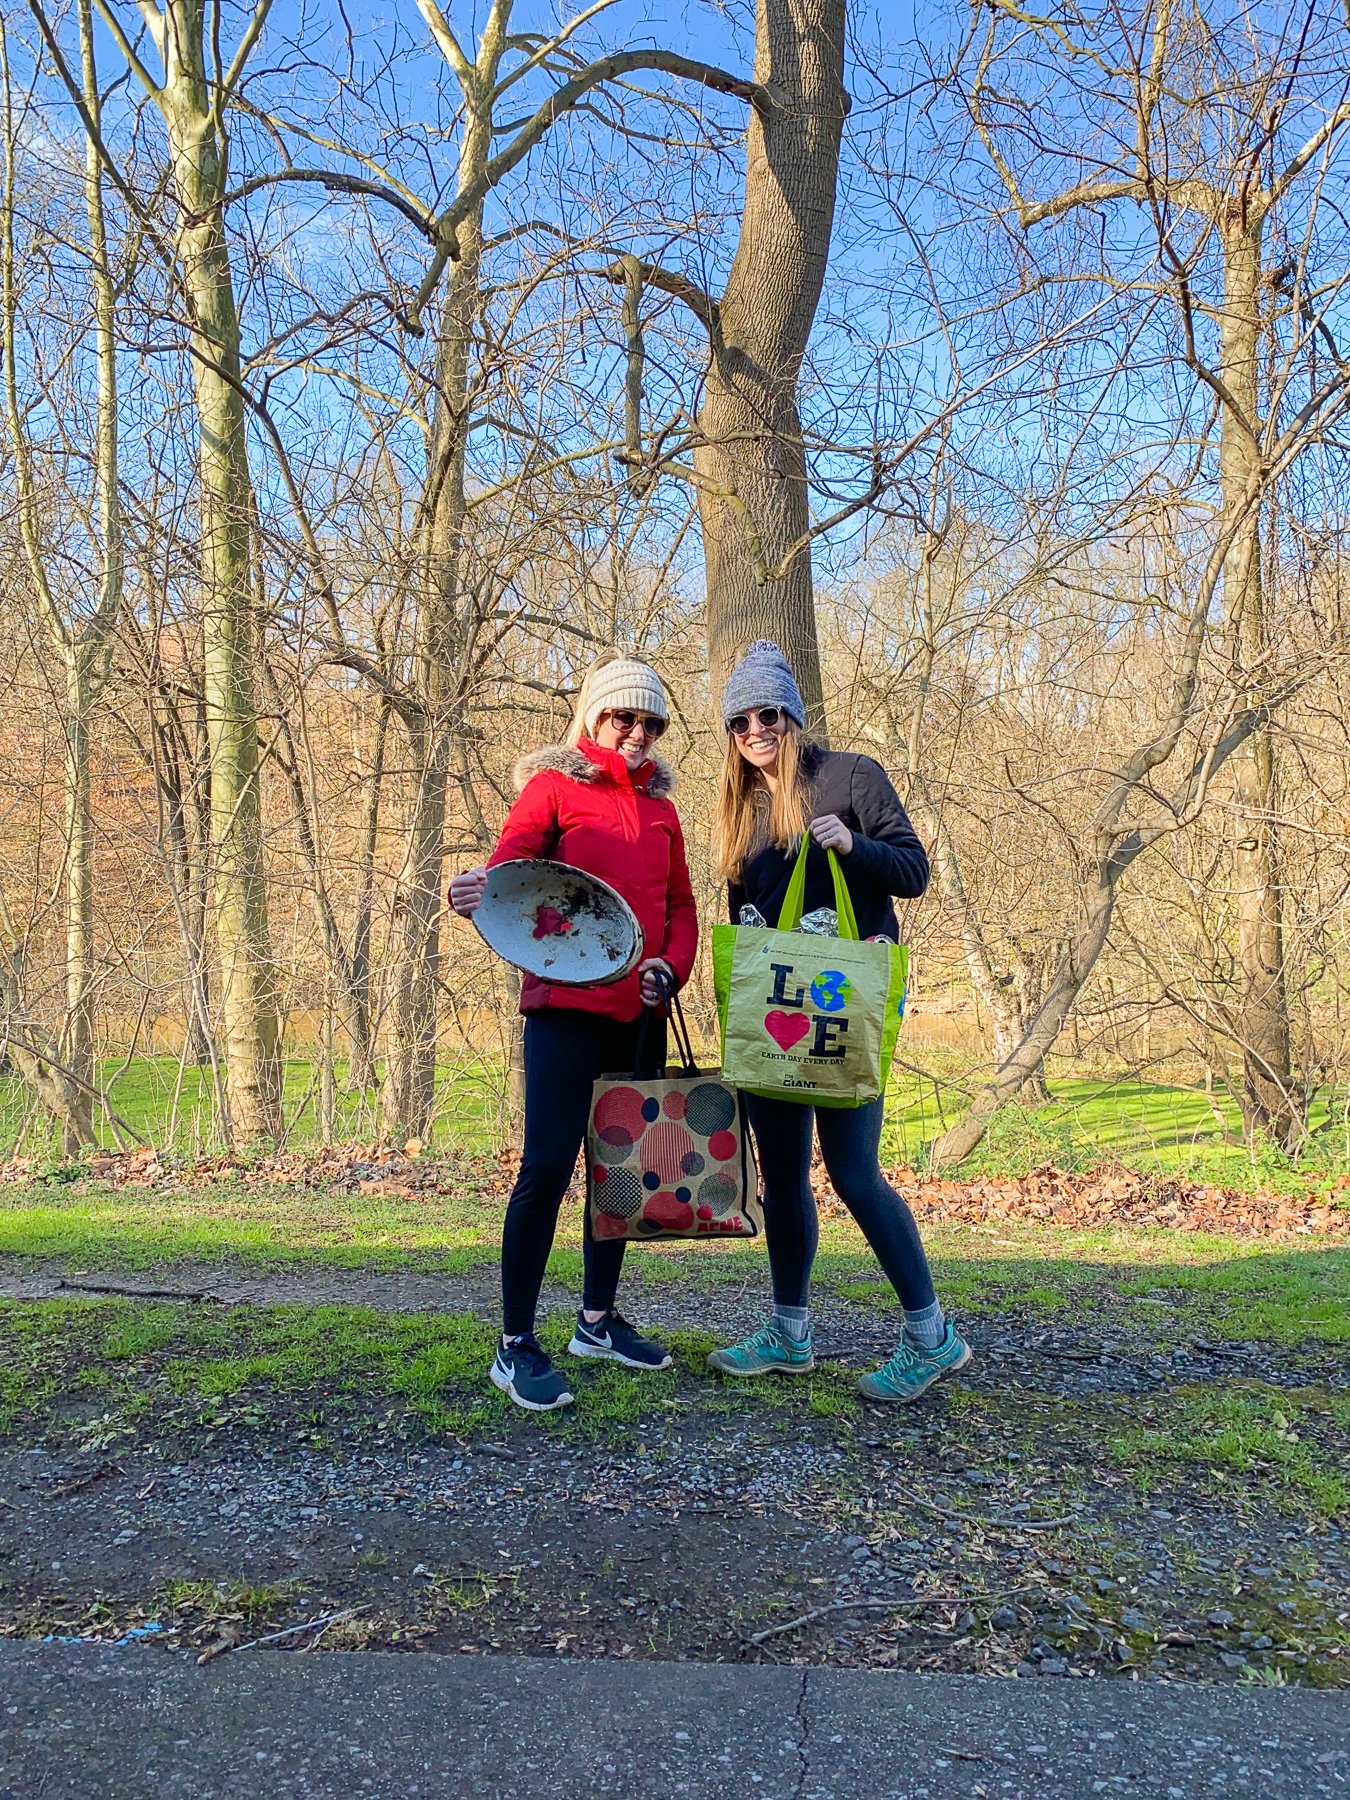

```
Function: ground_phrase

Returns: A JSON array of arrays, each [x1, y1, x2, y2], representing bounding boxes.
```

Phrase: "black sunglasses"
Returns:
[[607, 709, 668, 738], [727, 706, 784, 736]]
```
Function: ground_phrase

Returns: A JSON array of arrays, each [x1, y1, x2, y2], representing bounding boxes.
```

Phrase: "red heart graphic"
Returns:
[[764, 1010, 810, 1051]]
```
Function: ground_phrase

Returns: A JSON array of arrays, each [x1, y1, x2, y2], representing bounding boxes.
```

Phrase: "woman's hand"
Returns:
[[809, 813, 854, 856], [449, 865, 488, 917], [638, 957, 675, 1008]]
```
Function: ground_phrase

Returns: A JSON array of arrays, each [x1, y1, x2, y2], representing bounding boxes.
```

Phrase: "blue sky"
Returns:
[[16, 0, 1350, 620]]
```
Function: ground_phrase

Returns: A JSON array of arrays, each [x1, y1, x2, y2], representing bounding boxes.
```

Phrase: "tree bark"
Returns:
[[383, 23, 499, 1138], [349, 695, 389, 1092], [1, 0, 118, 1150], [60, 654, 97, 1150], [1220, 219, 1298, 1148], [694, 0, 846, 725], [158, 0, 282, 1141]]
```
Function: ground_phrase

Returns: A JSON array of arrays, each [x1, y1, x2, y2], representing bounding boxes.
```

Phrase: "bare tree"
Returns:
[[954, 0, 1350, 1152], [1, 3, 124, 1147], [31, 0, 287, 1139]]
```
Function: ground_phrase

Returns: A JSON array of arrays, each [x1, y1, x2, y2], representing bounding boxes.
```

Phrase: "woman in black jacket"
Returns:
[[706, 642, 970, 1403]]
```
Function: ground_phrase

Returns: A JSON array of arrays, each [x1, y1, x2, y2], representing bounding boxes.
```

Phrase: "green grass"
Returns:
[[884, 1070, 1350, 1199], [5, 1055, 1348, 1198], [158, 1577, 296, 1622], [0, 1177, 507, 1269], [0, 1174, 1346, 1345], [0, 1054, 510, 1160], [0, 1298, 498, 1437], [0, 1299, 857, 1441], [1109, 1386, 1350, 1521]]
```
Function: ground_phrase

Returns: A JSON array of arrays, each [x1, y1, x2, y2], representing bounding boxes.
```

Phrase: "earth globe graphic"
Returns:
[[809, 970, 852, 1013]]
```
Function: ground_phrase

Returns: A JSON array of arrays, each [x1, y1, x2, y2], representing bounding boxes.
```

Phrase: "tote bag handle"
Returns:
[[775, 835, 860, 941], [632, 966, 698, 1077]]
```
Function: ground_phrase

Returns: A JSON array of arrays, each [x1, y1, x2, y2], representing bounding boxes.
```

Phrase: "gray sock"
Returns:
[[903, 1301, 945, 1350], [773, 1305, 811, 1344]]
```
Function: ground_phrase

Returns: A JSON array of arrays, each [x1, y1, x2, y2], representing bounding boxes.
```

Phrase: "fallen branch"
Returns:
[[232, 1606, 368, 1657], [745, 1586, 1029, 1646], [56, 1278, 220, 1303], [907, 1495, 1078, 1532]]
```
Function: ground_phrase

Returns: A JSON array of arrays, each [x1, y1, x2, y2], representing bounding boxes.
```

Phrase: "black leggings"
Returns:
[[746, 1093, 937, 1313], [501, 1007, 666, 1337]]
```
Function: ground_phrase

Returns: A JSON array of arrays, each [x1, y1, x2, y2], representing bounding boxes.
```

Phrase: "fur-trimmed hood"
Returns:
[[512, 742, 676, 798]]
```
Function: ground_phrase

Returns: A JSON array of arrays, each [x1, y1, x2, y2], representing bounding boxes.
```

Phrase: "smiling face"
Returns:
[[728, 705, 791, 774], [594, 709, 663, 771]]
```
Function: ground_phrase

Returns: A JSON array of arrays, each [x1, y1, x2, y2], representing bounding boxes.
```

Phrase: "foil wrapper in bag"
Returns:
[[738, 902, 840, 936], [798, 907, 839, 936]]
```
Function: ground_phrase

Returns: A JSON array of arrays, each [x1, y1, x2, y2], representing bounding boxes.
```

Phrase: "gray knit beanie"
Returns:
[[582, 655, 669, 735], [720, 639, 805, 729]]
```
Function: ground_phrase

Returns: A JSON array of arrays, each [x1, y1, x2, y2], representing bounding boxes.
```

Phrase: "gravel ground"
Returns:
[[0, 1257, 1345, 1688]]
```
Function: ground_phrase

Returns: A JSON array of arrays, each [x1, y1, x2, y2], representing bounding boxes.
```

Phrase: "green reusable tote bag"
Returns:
[[712, 836, 909, 1108]]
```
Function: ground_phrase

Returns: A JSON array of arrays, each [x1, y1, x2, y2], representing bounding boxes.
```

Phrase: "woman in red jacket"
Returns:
[[450, 652, 698, 1411]]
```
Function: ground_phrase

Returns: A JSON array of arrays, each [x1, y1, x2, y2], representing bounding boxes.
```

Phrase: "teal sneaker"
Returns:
[[707, 1322, 814, 1378], [859, 1323, 971, 1403]]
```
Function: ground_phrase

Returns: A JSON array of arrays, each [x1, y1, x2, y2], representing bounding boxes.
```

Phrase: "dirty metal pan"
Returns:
[[472, 859, 643, 986]]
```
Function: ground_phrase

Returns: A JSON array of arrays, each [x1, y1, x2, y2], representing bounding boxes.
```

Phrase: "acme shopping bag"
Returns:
[[586, 988, 760, 1243], [711, 837, 908, 1108]]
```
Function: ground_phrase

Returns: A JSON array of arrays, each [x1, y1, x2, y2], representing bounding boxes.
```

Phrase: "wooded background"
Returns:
[[1, 0, 1347, 1166]]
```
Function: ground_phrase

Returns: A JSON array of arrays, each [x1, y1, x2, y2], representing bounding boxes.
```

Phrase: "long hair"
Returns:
[[713, 725, 813, 882], [564, 648, 623, 747]]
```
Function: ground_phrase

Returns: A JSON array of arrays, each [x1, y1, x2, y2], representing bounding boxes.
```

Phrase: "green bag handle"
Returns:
[[775, 834, 861, 941]]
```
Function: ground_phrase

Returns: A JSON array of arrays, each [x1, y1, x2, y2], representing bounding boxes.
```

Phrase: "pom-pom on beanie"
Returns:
[[581, 655, 669, 735], [720, 639, 805, 729]]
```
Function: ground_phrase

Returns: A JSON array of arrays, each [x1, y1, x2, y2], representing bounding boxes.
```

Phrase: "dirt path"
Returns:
[[0, 1251, 1345, 1687], [0, 1253, 492, 1314], [0, 1250, 1323, 1395]]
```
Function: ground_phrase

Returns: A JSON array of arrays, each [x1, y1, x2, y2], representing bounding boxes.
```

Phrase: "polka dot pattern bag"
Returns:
[[586, 987, 761, 1244]]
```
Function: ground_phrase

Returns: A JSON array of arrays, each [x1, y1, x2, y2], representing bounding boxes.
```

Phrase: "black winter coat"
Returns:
[[727, 745, 929, 941]]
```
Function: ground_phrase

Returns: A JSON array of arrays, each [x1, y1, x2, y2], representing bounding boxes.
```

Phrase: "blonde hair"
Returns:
[[713, 724, 813, 882], [565, 649, 622, 747]]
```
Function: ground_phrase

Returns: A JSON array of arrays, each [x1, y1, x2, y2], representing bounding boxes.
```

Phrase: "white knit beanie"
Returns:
[[582, 656, 669, 735]]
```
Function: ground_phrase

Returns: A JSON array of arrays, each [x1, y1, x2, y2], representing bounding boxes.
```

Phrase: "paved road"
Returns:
[[1, 1642, 1346, 1799]]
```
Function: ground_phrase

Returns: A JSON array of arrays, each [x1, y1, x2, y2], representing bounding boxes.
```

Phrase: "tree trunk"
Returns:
[[60, 652, 96, 1151], [694, 0, 846, 724], [384, 716, 451, 1136], [1, 0, 112, 1151], [185, 693, 214, 1066], [1220, 220, 1298, 1149], [152, 29, 281, 1141], [349, 695, 389, 1091], [382, 59, 496, 1139], [0, 947, 91, 1145], [153, 701, 216, 1069], [931, 864, 1117, 1167]]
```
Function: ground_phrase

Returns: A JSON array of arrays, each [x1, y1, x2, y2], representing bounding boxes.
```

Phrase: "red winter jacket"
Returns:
[[486, 738, 699, 1022]]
